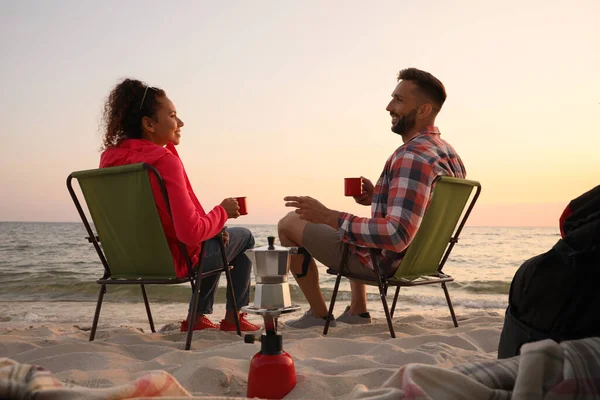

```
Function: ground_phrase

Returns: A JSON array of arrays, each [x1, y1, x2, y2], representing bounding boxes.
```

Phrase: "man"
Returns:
[[278, 68, 466, 328]]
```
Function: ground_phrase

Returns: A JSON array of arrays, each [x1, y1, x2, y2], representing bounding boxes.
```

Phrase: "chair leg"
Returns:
[[372, 270, 395, 338], [323, 272, 342, 335], [90, 285, 106, 341], [220, 238, 241, 337], [185, 274, 202, 351], [140, 285, 155, 333], [390, 286, 401, 319], [368, 251, 396, 338], [442, 282, 458, 327], [323, 243, 349, 336], [377, 283, 396, 338]]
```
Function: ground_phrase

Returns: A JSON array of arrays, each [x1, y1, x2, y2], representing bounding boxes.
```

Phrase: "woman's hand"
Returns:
[[353, 176, 374, 206], [220, 198, 240, 219]]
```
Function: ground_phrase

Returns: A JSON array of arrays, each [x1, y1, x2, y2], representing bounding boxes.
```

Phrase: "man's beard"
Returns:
[[391, 108, 418, 136]]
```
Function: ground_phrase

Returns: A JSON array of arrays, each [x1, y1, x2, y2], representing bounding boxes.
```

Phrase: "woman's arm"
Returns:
[[156, 154, 228, 246]]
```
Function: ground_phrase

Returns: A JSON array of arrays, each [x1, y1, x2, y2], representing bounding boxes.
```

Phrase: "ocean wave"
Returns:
[[450, 280, 511, 295], [316, 287, 507, 309], [0, 282, 193, 303]]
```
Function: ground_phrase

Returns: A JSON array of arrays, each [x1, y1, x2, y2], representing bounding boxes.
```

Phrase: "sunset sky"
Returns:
[[1, 0, 598, 227]]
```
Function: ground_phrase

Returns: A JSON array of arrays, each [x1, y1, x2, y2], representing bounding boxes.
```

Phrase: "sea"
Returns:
[[0, 222, 561, 327]]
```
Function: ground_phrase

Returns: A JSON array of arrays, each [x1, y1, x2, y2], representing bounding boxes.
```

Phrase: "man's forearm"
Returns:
[[325, 209, 342, 230]]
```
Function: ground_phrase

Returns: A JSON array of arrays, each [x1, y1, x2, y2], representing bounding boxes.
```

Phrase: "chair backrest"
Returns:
[[69, 163, 177, 280], [393, 176, 481, 280]]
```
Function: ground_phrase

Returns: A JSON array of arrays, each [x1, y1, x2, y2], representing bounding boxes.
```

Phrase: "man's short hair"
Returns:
[[398, 68, 447, 112]]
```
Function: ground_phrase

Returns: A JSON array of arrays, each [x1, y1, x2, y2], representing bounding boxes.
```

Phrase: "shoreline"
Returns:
[[0, 299, 506, 331]]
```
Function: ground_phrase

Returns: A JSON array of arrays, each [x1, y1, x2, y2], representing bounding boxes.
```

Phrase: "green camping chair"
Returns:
[[66, 163, 241, 350], [323, 176, 481, 338]]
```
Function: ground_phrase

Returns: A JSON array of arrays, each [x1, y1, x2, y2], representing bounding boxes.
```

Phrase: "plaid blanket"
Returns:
[[4, 338, 600, 399], [349, 337, 600, 400], [0, 357, 195, 400]]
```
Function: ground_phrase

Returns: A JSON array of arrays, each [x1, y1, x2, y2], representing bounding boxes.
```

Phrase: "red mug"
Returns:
[[344, 178, 363, 196], [235, 197, 248, 215]]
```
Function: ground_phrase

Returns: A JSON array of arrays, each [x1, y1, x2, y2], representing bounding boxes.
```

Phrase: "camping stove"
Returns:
[[242, 236, 301, 399]]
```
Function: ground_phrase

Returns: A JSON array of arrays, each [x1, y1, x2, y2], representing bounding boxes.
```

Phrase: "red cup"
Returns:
[[235, 197, 248, 215], [344, 178, 363, 196]]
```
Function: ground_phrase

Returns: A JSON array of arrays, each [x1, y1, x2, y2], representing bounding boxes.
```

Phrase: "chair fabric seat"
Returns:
[[98, 265, 228, 284], [325, 268, 454, 286]]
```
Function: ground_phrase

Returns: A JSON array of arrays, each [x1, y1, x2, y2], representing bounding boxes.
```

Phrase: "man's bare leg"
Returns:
[[277, 212, 328, 317], [349, 281, 368, 315]]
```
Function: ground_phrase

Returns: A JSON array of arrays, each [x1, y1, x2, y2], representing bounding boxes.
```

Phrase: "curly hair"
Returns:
[[398, 68, 447, 113], [101, 78, 166, 149]]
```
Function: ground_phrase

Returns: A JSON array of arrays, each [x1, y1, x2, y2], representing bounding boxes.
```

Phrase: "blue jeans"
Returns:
[[189, 226, 255, 315]]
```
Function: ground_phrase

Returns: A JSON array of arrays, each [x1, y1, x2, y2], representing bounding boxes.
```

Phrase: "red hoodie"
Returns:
[[99, 139, 228, 278]]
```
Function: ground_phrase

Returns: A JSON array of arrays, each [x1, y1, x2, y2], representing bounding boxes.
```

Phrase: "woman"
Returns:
[[99, 78, 260, 332]]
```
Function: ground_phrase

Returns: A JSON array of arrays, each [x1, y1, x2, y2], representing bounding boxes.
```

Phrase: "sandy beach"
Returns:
[[0, 301, 504, 399]]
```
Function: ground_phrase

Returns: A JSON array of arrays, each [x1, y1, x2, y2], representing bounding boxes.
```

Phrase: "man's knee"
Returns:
[[277, 211, 305, 246], [277, 211, 298, 233]]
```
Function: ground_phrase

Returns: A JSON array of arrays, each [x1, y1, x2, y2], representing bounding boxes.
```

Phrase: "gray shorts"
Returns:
[[301, 223, 379, 279]]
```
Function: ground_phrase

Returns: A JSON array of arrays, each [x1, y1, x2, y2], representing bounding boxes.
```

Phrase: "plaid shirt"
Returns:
[[338, 126, 465, 274]]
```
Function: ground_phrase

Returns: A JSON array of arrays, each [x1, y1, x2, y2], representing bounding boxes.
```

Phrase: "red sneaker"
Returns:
[[220, 313, 262, 332], [180, 314, 219, 332]]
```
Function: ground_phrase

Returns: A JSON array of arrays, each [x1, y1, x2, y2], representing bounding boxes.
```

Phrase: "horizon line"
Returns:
[[0, 220, 559, 229]]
